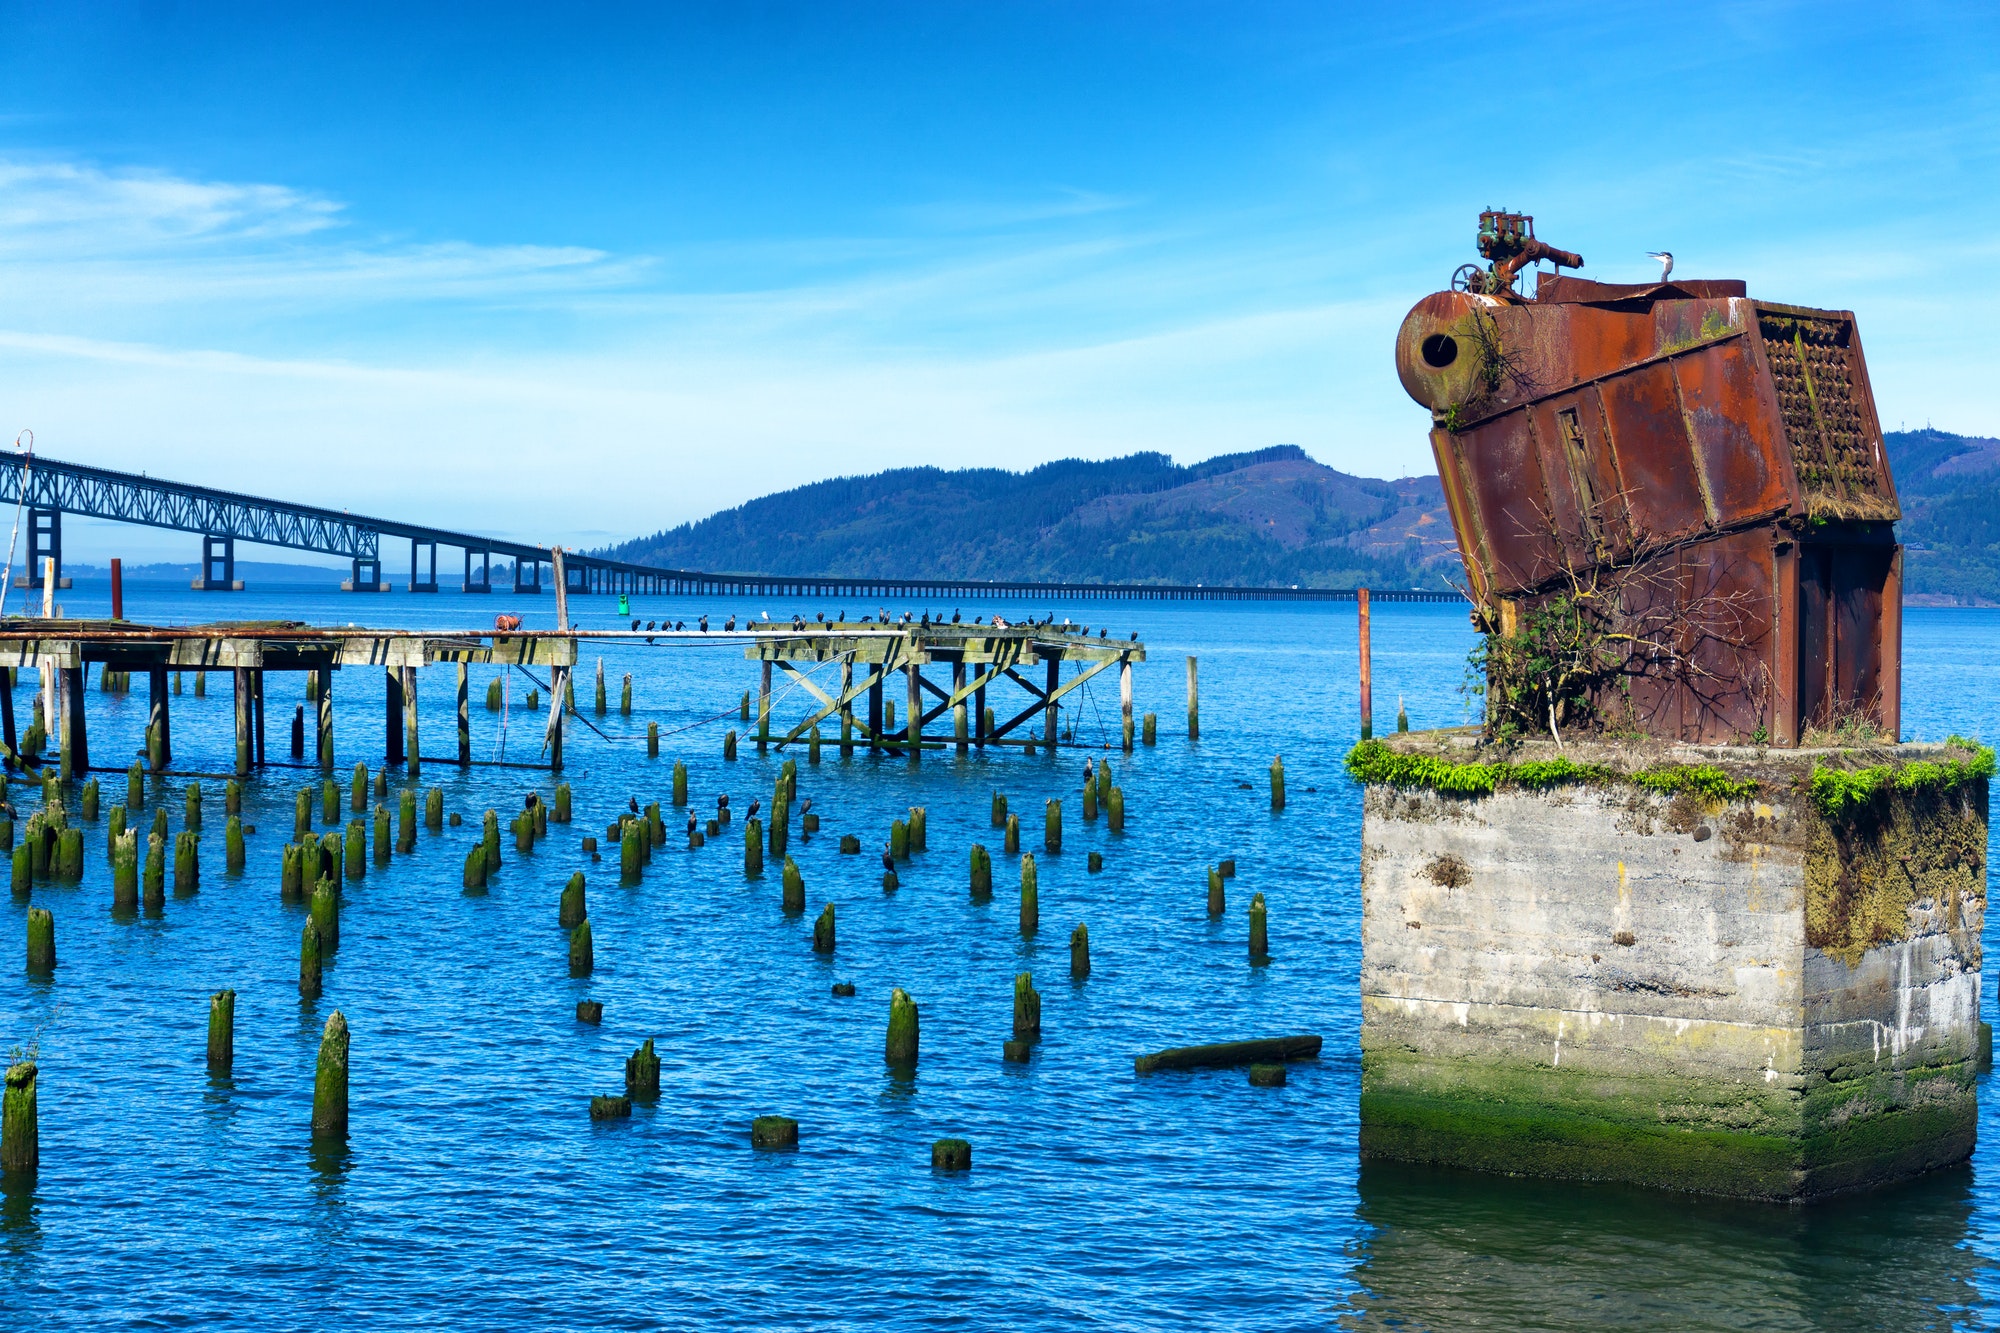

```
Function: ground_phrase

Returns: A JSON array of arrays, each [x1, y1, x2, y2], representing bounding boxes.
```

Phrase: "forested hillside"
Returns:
[[1887, 428, 2000, 604]]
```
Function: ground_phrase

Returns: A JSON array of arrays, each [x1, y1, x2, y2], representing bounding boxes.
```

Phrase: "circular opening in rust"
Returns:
[[1420, 334, 1458, 369]]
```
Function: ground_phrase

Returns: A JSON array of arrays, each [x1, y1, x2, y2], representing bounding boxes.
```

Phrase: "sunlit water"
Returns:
[[0, 579, 1994, 1331]]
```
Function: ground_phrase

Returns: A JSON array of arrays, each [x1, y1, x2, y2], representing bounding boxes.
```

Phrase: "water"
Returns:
[[0, 580, 1995, 1331]]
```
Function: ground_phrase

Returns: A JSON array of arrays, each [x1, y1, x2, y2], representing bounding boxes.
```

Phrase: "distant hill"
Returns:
[[598, 446, 1461, 591], [1886, 428, 2000, 605]]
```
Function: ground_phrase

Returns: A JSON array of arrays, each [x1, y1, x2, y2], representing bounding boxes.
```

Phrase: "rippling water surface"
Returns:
[[0, 582, 1995, 1331]]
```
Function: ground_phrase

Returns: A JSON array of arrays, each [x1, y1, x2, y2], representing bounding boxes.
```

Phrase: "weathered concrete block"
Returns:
[[1353, 733, 1988, 1201]]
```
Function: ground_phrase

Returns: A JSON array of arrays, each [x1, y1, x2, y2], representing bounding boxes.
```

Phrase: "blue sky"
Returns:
[[0, 0, 1993, 563]]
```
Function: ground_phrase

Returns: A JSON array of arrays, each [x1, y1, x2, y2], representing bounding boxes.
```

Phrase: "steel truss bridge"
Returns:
[[0, 450, 1461, 604]]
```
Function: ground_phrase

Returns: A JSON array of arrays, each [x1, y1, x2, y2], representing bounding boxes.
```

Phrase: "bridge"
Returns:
[[0, 449, 1462, 604]]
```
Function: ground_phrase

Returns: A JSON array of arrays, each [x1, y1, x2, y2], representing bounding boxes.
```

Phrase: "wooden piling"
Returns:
[[770, 794, 789, 858], [486, 676, 502, 711], [752, 1115, 798, 1148], [481, 810, 500, 875], [575, 1000, 603, 1024], [457, 662, 471, 767], [316, 667, 334, 768], [299, 833, 322, 891], [781, 856, 805, 913], [1249, 891, 1269, 961], [1121, 657, 1134, 751], [1082, 781, 1097, 822], [173, 829, 199, 895], [1004, 812, 1019, 855], [185, 781, 202, 832], [208, 989, 235, 1075], [724, 729, 737, 761], [3, 1062, 38, 1178], [56, 827, 81, 881], [885, 987, 919, 1068], [590, 1095, 631, 1121], [1358, 587, 1372, 740], [128, 760, 144, 812], [812, 902, 835, 952], [620, 672, 632, 716], [25, 906, 54, 973], [1013, 972, 1041, 1042], [226, 815, 245, 873], [594, 658, 607, 715], [742, 818, 763, 877], [397, 789, 416, 853], [291, 705, 305, 759], [970, 843, 992, 898], [309, 876, 339, 950], [422, 787, 442, 832], [1270, 755, 1286, 811], [1187, 655, 1199, 740], [1045, 799, 1061, 854], [225, 778, 241, 817], [311, 1011, 349, 1139], [1020, 854, 1038, 936], [1143, 711, 1157, 745], [374, 805, 391, 865], [81, 778, 99, 821], [299, 921, 323, 998], [320, 779, 337, 826], [890, 818, 908, 861], [342, 820, 364, 879], [1071, 922, 1090, 978], [931, 1138, 971, 1171], [739, 690, 750, 721], [401, 665, 420, 778], [909, 805, 927, 851], [991, 793, 1007, 827], [112, 830, 138, 909], [348, 761, 365, 813], [1208, 865, 1225, 917], [559, 871, 587, 928], [462, 846, 486, 891], [625, 1038, 660, 1099], [569, 918, 593, 976]]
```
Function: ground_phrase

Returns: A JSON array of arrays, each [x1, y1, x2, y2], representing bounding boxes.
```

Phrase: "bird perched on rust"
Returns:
[[1647, 251, 1673, 282]]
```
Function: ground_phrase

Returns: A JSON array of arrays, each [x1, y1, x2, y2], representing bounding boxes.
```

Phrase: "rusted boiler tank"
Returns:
[[1395, 212, 1901, 746]]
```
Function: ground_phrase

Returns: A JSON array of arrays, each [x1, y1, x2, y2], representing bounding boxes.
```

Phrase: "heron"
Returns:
[[1647, 251, 1673, 282]]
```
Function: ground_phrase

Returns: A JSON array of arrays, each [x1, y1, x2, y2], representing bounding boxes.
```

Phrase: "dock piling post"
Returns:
[[207, 989, 235, 1075], [385, 667, 403, 766], [1358, 588, 1373, 740], [1020, 854, 1038, 936], [311, 1011, 349, 1140], [1120, 656, 1133, 751], [316, 668, 334, 768], [457, 663, 470, 766], [3, 1061, 37, 1178], [1187, 655, 1199, 741], [148, 665, 172, 772]]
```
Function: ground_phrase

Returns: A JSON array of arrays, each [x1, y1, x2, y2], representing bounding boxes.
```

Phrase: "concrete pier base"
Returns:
[[1354, 732, 1989, 1201]]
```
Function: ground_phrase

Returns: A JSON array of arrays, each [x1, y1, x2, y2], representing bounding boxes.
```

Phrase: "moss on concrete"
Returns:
[[1802, 782, 1986, 966]]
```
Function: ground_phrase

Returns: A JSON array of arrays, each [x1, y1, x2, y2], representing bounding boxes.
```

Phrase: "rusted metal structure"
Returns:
[[1394, 212, 1901, 745]]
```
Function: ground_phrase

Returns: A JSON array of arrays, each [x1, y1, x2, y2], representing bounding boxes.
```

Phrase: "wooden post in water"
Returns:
[[620, 672, 632, 716], [1186, 655, 1199, 741], [2, 1061, 37, 1178], [401, 666, 420, 778], [1020, 854, 1038, 937], [311, 1011, 349, 1139], [299, 921, 322, 998], [812, 902, 835, 952], [1071, 922, 1090, 978], [906, 660, 921, 758], [885, 988, 919, 1068], [456, 663, 471, 766], [230, 667, 252, 777], [757, 659, 771, 752], [25, 906, 54, 974], [385, 667, 404, 767], [1121, 656, 1134, 751], [208, 989, 235, 1075], [839, 660, 854, 755], [1043, 656, 1059, 749], [1358, 587, 1373, 740], [148, 665, 172, 772], [594, 658, 607, 716], [316, 668, 334, 768], [1013, 972, 1041, 1042]]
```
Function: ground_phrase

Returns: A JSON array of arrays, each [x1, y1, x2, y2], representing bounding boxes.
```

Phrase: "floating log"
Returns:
[[782, 857, 805, 913], [576, 1000, 603, 1024], [970, 843, 992, 898], [931, 1138, 971, 1171], [625, 1038, 660, 1099], [1133, 1034, 1322, 1074], [226, 815, 246, 873], [299, 921, 323, 998], [208, 989, 235, 1075], [751, 1115, 797, 1148], [813, 903, 836, 952], [311, 1011, 349, 1139], [1271, 755, 1286, 811], [1250, 892, 1269, 961], [2, 1061, 37, 1177], [1071, 923, 1090, 979], [25, 906, 54, 973], [560, 871, 587, 928], [569, 918, 593, 976], [590, 1095, 631, 1120], [1013, 972, 1041, 1041], [1020, 854, 1038, 937], [885, 987, 919, 1068]]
